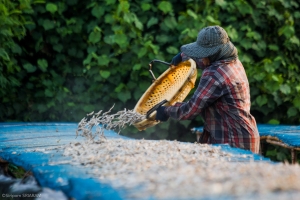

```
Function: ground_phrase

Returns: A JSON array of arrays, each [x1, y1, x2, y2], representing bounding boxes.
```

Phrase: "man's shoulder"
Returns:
[[210, 59, 243, 72], [203, 60, 240, 83], [204, 61, 228, 75]]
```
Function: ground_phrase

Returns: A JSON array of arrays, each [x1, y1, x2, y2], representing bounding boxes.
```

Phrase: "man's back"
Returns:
[[203, 59, 260, 153]]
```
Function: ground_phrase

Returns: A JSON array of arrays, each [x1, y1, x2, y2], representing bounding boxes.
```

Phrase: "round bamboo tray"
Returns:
[[133, 59, 197, 131]]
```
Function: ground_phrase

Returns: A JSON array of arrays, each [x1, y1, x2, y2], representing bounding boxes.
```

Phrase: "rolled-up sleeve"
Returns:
[[165, 76, 223, 120]]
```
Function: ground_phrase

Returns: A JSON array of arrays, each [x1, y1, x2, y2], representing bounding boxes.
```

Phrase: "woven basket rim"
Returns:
[[133, 59, 197, 130]]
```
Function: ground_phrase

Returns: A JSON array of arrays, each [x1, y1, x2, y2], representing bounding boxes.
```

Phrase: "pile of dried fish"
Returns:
[[63, 138, 300, 199], [68, 107, 300, 199], [76, 105, 145, 141]]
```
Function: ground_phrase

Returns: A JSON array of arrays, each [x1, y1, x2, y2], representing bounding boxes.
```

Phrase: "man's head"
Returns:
[[181, 25, 237, 62]]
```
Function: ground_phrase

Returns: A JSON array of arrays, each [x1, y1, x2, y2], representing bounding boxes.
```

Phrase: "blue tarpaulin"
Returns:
[[192, 124, 300, 148], [0, 123, 281, 199], [0, 123, 125, 200], [257, 124, 300, 147]]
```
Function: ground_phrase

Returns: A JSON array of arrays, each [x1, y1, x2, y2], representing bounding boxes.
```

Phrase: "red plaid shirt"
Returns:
[[165, 58, 260, 153]]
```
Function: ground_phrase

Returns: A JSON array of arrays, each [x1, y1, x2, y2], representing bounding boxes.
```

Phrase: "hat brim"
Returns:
[[180, 41, 235, 59]]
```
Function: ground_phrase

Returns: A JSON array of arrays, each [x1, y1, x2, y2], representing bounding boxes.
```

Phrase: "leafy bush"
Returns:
[[263, 143, 300, 164], [1, 0, 300, 141], [0, 0, 44, 120], [0, 0, 32, 97]]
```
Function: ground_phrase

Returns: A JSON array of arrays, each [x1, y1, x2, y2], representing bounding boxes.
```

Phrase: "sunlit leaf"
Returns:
[[246, 31, 261, 40], [293, 98, 300, 109], [158, 1, 172, 14], [163, 16, 177, 30], [105, 0, 116, 5], [115, 83, 125, 93], [134, 15, 143, 30], [117, 90, 131, 103], [138, 48, 147, 58], [37, 59, 48, 72], [123, 13, 132, 23], [89, 31, 101, 43], [100, 70, 110, 79], [42, 19, 55, 30], [268, 44, 279, 51], [294, 11, 300, 18], [226, 27, 238, 41], [115, 34, 127, 47], [83, 54, 92, 65], [166, 46, 178, 54], [253, 72, 266, 81], [206, 15, 220, 24], [215, 0, 227, 7], [67, 102, 76, 107], [92, 6, 105, 19], [147, 17, 158, 28], [187, 9, 197, 19], [133, 64, 142, 71], [255, 95, 268, 107], [266, 149, 277, 157], [0, 48, 10, 61], [279, 84, 291, 95], [117, 1, 130, 15], [236, 1, 253, 15], [97, 55, 110, 66], [23, 63, 36, 73], [46, 3, 57, 13], [267, 119, 280, 125], [11, 44, 22, 54], [290, 36, 300, 46], [278, 25, 294, 38]]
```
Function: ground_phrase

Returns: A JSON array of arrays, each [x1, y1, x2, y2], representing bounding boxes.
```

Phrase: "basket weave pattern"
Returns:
[[133, 59, 197, 131]]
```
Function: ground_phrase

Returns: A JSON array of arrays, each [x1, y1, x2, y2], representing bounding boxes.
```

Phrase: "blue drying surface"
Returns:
[[0, 122, 125, 200], [257, 124, 300, 147], [0, 122, 271, 199], [193, 124, 300, 148]]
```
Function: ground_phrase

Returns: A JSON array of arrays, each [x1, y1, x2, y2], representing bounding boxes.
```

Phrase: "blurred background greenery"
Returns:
[[1, 0, 299, 162]]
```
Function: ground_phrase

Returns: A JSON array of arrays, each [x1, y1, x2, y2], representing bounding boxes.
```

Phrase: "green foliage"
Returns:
[[264, 143, 300, 164], [1, 0, 300, 144], [8, 163, 27, 178], [0, 0, 35, 89]]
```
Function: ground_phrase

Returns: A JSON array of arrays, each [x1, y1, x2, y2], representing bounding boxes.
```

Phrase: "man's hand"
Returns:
[[171, 52, 182, 66], [155, 106, 169, 122]]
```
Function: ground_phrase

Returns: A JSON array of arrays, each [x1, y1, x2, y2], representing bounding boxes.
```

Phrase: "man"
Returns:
[[155, 25, 260, 153]]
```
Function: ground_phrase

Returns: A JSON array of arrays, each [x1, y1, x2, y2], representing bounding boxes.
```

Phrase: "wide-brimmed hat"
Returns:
[[181, 26, 235, 59]]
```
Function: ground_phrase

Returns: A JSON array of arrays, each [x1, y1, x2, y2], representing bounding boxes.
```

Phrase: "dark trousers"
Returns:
[[199, 129, 210, 144]]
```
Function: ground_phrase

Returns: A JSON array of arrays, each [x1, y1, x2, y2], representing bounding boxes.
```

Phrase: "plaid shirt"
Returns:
[[165, 58, 260, 153]]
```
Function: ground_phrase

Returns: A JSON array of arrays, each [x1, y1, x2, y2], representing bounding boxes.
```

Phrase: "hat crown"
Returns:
[[197, 26, 229, 47]]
